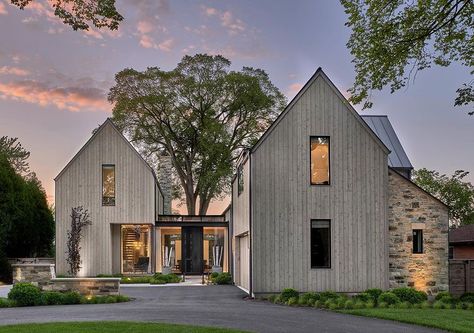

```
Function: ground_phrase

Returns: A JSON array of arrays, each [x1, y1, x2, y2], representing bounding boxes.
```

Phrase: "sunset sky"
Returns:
[[0, 0, 472, 214]]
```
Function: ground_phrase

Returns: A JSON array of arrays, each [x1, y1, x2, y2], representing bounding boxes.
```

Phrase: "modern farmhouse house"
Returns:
[[55, 68, 448, 296]]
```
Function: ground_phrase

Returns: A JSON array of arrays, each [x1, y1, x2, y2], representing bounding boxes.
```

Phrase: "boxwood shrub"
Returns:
[[280, 288, 299, 303], [212, 272, 232, 285], [41, 291, 65, 305], [8, 282, 42, 306], [460, 292, 474, 303], [378, 291, 400, 305], [391, 287, 427, 304]]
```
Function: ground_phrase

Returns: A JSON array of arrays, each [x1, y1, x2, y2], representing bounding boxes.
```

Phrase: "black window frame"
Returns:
[[310, 136, 331, 186], [237, 164, 244, 196], [412, 229, 423, 254], [102, 164, 116, 206], [310, 219, 331, 269], [448, 246, 454, 260]]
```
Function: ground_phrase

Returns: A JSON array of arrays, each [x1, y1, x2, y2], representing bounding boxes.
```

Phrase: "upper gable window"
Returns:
[[102, 165, 115, 206], [237, 165, 244, 196], [310, 137, 330, 185]]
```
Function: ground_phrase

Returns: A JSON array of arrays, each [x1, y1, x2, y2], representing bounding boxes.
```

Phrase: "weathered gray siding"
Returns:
[[232, 157, 250, 236], [55, 120, 160, 276], [251, 73, 389, 293]]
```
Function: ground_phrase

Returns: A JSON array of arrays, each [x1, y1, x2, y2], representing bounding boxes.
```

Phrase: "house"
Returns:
[[449, 225, 474, 259], [55, 68, 448, 295], [231, 68, 449, 296]]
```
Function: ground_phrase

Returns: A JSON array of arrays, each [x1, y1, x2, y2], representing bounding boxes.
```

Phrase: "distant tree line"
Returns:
[[0, 137, 54, 282]]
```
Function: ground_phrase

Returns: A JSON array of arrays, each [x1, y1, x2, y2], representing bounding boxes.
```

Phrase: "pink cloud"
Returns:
[[289, 83, 303, 93], [139, 35, 175, 52], [0, 80, 110, 112], [158, 38, 175, 52], [137, 20, 154, 34], [204, 6, 217, 16], [0, 66, 30, 76], [139, 35, 155, 49], [201, 6, 246, 35], [0, 3, 7, 15]]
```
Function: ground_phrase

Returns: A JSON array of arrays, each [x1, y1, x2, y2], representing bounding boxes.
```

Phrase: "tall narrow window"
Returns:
[[311, 220, 331, 268], [102, 164, 115, 206], [413, 229, 423, 254], [237, 165, 244, 196], [310, 137, 330, 185]]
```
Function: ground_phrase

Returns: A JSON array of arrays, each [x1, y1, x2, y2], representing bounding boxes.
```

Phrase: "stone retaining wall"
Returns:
[[12, 264, 55, 287], [388, 169, 449, 295], [42, 278, 121, 296]]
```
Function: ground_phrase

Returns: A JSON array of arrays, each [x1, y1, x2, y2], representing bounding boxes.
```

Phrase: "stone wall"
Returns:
[[12, 264, 55, 287], [388, 169, 449, 295], [42, 278, 121, 296]]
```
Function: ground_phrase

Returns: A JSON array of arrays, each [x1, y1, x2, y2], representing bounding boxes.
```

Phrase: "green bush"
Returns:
[[344, 299, 354, 309], [391, 287, 427, 304], [438, 295, 456, 305], [214, 272, 232, 285], [8, 283, 42, 306], [121, 276, 152, 284], [353, 292, 371, 303], [81, 294, 129, 304], [0, 297, 15, 308], [378, 301, 388, 308], [434, 291, 451, 301], [319, 291, 339, 302], [378, 292, 400, 305], [274, 295, 282, 304], [210, 272, 219, 279], [421, 301, 432, 309], [287, 296, 298, 306], [365, 288, 383, 302], [353, 300, 366, 309], [41, 292, 65, 305], [460, 292, 474, 303], [433, 301, 448, 309], [280, 288, 299, 303], [398, 301, 412, 309], [62, 291, 81, 304], [299, 292, 319, 306]]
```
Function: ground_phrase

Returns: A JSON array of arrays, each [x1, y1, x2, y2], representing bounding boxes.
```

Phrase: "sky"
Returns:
[[0, 0, 472, 214]]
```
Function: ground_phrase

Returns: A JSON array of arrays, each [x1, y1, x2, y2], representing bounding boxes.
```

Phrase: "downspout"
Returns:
[[249, 151, 253, 297]]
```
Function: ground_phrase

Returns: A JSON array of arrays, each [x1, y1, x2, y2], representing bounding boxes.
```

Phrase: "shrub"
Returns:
[[299, 292, 319, 306], [8, 283, 42, 306], [41, 292, 65, 305], [435, 291, 451, 301], [378, 301, 388, 308], [391, 287, 427, 304], [378, 292, 400, 305], [280, 288, 299, 303], [460, 292, 474, 303], [365, 288, 383, 302], [456, 302, 470, 310], [287, 297, 298, 306], [421, 301, 432, 309], [63, 291, 81, 304], [354, 292, 371, 303], [353, 300, 366, 309], [344, 300, 354, 309], [274, 295, 282, 304], [313, 300, 323, 308], [319, 291, 339, 302], [327, 300, 341, 310], [433, 301, 447, 309], [214, 272, 232, 285], [398, 301, 412, 309], [438, 295, 456, 305], [365, 300, 375, 308], [121, 276, 152, 284], [0, 297, 15, 308]]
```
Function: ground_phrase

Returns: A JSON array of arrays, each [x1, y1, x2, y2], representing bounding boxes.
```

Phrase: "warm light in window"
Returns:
[[311, 137, 329, 185]]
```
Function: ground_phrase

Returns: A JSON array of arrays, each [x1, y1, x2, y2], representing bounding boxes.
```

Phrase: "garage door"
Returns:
[[237, 235, 250, 292]]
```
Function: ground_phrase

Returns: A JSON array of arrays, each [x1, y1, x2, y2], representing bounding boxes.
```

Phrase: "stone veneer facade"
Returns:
[[12, 264, 55, 287], [42, 278, 121, 296], [388, 169, 449, 295]]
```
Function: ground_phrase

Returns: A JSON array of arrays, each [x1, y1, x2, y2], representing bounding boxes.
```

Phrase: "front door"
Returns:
[[181, 226, 203, 274]]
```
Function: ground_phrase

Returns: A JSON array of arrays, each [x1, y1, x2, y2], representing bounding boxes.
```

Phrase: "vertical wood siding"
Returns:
[[55, 121, 159, 276], [251, 75, 389, 293]]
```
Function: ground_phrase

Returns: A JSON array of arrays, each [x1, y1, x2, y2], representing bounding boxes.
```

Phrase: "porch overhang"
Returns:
[[155, 215, 229, 227]]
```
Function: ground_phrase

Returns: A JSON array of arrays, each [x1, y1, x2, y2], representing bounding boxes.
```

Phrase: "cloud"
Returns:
[[0, 66, 30, 76], [0, 2, 7, 15], [0, 80, 110, 112], [139, 35, 175, 52], [201, 6, 246, 35], [158, 38, 175, 52], [288, 83, 303, 94]]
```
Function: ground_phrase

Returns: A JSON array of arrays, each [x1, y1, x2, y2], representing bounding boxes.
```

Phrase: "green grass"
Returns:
[[341, 308, 474, 333], [0, 322, 250, 333]]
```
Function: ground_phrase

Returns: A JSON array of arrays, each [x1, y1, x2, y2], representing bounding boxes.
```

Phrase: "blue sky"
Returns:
[[0, 0, 472, 213]]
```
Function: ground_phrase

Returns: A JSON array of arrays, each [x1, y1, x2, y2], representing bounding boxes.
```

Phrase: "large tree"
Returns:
[[0, 136, 30, 176], [341, 0, 473, 115], [10, 0, 123, 31], [109, 54, 286, 214], [413, 168, 474, 227]]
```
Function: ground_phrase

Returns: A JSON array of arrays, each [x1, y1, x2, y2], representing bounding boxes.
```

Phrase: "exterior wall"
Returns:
[[452, 245, 474, 259], [43, 278, 121, 296], [12, 264, 55, 287], [250, 74, 389, 293], [55, 120, 160, 276], [388, 169, 449, 295]]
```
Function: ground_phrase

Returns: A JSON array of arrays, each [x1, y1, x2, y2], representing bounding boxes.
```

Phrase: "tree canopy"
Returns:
[[109, 54, 286, 214], [10, 0, 123, 31], [413, 168, 474, 227], [341, 0, 473, 115], [0, 136, 30, 176]]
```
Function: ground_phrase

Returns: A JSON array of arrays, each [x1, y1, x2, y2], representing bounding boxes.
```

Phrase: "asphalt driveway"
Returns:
[[0, 285, 444, 333]]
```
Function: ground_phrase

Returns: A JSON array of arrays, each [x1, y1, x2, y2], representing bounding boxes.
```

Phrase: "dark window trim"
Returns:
[[448, 246, 454, 260], [412, 229, 423, 254], [310, 136, 331, 186], [310, 219, 331, 269], [102, 164, 116, 206]]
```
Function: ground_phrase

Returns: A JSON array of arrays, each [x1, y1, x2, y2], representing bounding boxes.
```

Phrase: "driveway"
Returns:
[[0, 285, 443, 333]]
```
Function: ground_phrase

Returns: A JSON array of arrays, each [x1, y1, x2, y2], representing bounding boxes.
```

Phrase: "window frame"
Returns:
[[412, 229, 423, 254], [310, 136, 331, 186], [237, 164, 244, 196], [102, 164, 116, 206], [310, 219, 331, 269]]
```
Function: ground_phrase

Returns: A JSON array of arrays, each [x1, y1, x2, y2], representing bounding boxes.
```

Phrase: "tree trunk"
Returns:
[[198, 197, 211, 215]]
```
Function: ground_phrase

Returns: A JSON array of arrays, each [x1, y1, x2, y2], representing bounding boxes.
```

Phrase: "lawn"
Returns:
[[0, 322, 249, 333], [341, 308, 474, 333]]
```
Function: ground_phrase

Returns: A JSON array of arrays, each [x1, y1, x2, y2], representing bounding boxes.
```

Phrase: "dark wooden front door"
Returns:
[[181, 226, 203, 274]]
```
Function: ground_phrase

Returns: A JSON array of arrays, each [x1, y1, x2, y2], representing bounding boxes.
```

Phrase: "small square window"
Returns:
[[412, 229, 423, 254]]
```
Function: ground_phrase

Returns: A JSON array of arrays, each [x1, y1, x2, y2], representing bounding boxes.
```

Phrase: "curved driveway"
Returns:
[[0, 285, 444, 333]]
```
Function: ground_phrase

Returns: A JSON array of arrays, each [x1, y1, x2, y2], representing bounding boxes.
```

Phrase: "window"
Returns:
[[102, 164, 115, 206], [449, 246, 454, 259], [311, 220, 331, 268], [310, 137, 330, 185], [237, 165, 244, 196], [412, 229, 423, 254]]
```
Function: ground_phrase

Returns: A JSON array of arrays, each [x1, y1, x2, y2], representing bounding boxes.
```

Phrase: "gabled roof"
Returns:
[[361, 115, 413, 170], [54, 118, 162, 198], [251, 68, 390, 154]]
